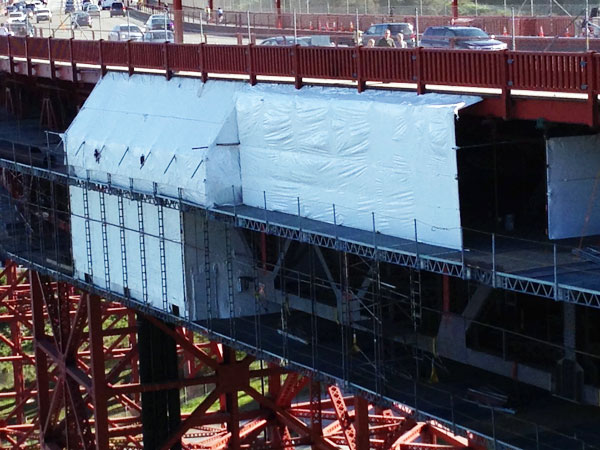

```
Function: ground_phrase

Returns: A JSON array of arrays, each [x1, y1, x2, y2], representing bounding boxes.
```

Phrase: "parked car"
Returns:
[[23, 3, 35, 17], [260, 36, 311, 46], [144, 14, 174, 31], [7, 11, 27, 24], [110, 2, 125, 17], [64, 0, 75, 13], [71, 11, 92, 28], [420, 26, 508, 50], [142, 30, 174, 42], [108, 24, 143, 41], [83, 3, 100, 16], [363, 22, 416, 48], [35, 8, 52, 22], [7, 21, 34, 36]]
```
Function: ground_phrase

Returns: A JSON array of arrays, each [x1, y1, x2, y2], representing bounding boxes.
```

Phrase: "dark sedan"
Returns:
[[71, 11, 92, 28], [420, 26, 507, 50]]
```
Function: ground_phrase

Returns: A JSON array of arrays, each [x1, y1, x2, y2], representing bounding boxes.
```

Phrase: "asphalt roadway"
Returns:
[[3, 0, 241, 43]]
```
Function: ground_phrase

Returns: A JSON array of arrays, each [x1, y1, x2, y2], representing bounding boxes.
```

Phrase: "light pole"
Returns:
[[164, 5, 168, 41]]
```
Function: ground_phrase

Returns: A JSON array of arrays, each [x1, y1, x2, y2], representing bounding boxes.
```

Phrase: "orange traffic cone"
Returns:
[[564, 27, 571, 37], [309, 21, 314, 30], [503, 26, 508, 36], [538, 26, 544, 37], [349, 21, 354, 32]]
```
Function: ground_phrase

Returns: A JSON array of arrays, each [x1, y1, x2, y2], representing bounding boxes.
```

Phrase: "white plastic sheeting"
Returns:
[[70, 187, 185, 313], [236, 85, 479, 249], [546, 134, 600, 239], [65, 73, 243, 206], [66, 74, 480, 311]]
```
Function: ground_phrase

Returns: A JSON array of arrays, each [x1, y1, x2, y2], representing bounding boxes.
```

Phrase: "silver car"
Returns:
[[35, 8, 51, 22], [142, 30, 174, 42], [108, 24, 143, 41]]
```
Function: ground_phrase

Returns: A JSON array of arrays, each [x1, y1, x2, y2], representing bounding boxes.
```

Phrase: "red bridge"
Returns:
[[2, 35, 599, 127]]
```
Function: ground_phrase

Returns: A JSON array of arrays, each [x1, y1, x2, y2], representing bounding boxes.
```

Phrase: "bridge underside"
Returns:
[[0, 262, 484, 450], [0, 65, 600, 450]]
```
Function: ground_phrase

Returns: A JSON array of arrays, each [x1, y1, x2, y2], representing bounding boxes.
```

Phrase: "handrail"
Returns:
[[1, 36, 598, 124], [137, 4, 579, 37]]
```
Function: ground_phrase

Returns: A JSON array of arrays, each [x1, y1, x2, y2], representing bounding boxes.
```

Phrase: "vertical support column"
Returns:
[[128, 310, 140, 403], [6, 264, 24, 424], [276, 0, 282, 28], [442, 274, 450, 314], [586, 51, 597, 127], [354, 395, 369, 450], [309, 379, 322, 448], [138, 315, 181, 450], [224, 347, 240, 450], [87, 294, 109, 450], [564, 303, 576, 361], [30, 271, 50, 447], [173, 0, 184, 43]]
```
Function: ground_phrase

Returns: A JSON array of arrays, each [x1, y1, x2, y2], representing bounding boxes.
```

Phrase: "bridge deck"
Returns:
[[1, 36, 600, 126]]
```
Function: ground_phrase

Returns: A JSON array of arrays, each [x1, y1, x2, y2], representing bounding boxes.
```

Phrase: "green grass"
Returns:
[[181, 377, 267, 414]]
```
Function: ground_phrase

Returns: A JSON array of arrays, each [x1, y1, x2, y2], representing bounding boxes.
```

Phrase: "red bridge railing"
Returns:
[[1, 36, 598, 125]]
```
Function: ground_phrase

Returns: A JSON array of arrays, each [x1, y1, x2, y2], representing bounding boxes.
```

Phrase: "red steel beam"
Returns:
[[87, 293, 109, 450], [14, 264, 484, 450]]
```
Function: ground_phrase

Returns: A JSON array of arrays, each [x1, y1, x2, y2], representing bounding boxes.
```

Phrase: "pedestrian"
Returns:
[[367, 38, 375, 48], [353, 29, 363, 45], [217, 7, 223, 23], [376, 28, 395, 47], [396, 33, 407, 48], [0, 23, 8, 36]]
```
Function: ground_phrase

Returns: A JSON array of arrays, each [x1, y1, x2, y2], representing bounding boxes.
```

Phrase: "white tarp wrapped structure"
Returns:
[[70, 187, 186, 313], [66, 74, 479, 313], [546, 134, 600, 239], [236, 85, 479, 249], [66, 73, 243, 312], [66, 73, 243, 206]]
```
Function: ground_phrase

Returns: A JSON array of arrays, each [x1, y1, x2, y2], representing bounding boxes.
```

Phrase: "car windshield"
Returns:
[[454, 28, 489, 38], [149, 31, 173, 39], [9, 13, 23, 17], [112, 3, 123, 7], [120, 25, 140, 32], [37, 9, 49, 12]]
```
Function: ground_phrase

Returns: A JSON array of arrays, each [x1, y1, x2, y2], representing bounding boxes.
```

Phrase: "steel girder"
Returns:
[[1, 263, 486, 450], [1, 160, 598, 310]]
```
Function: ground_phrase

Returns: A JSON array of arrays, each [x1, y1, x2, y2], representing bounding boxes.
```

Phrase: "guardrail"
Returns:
[[137, 5, 579, 37], [1, 36, 599, 124]]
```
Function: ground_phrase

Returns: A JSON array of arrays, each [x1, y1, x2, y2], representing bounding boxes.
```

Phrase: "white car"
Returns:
[[144, 14, 173, 32], [7, 11, 27, 24], [34, 8, 51, 22], [83, 3, 100, 15], [108, 24, 143, 41], [142, 30, 174, 42]]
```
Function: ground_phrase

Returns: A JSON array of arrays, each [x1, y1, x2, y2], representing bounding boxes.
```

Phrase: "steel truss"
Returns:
[[0, 262, 486, 450], [1, 160, 597, 310]]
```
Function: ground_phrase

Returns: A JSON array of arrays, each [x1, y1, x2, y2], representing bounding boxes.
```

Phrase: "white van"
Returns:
[[101, 0, 114, 10]]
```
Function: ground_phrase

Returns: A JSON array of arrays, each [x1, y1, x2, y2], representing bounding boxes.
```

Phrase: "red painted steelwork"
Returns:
[[0, 37, 598, 126], [0, 263, 490, 449]]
